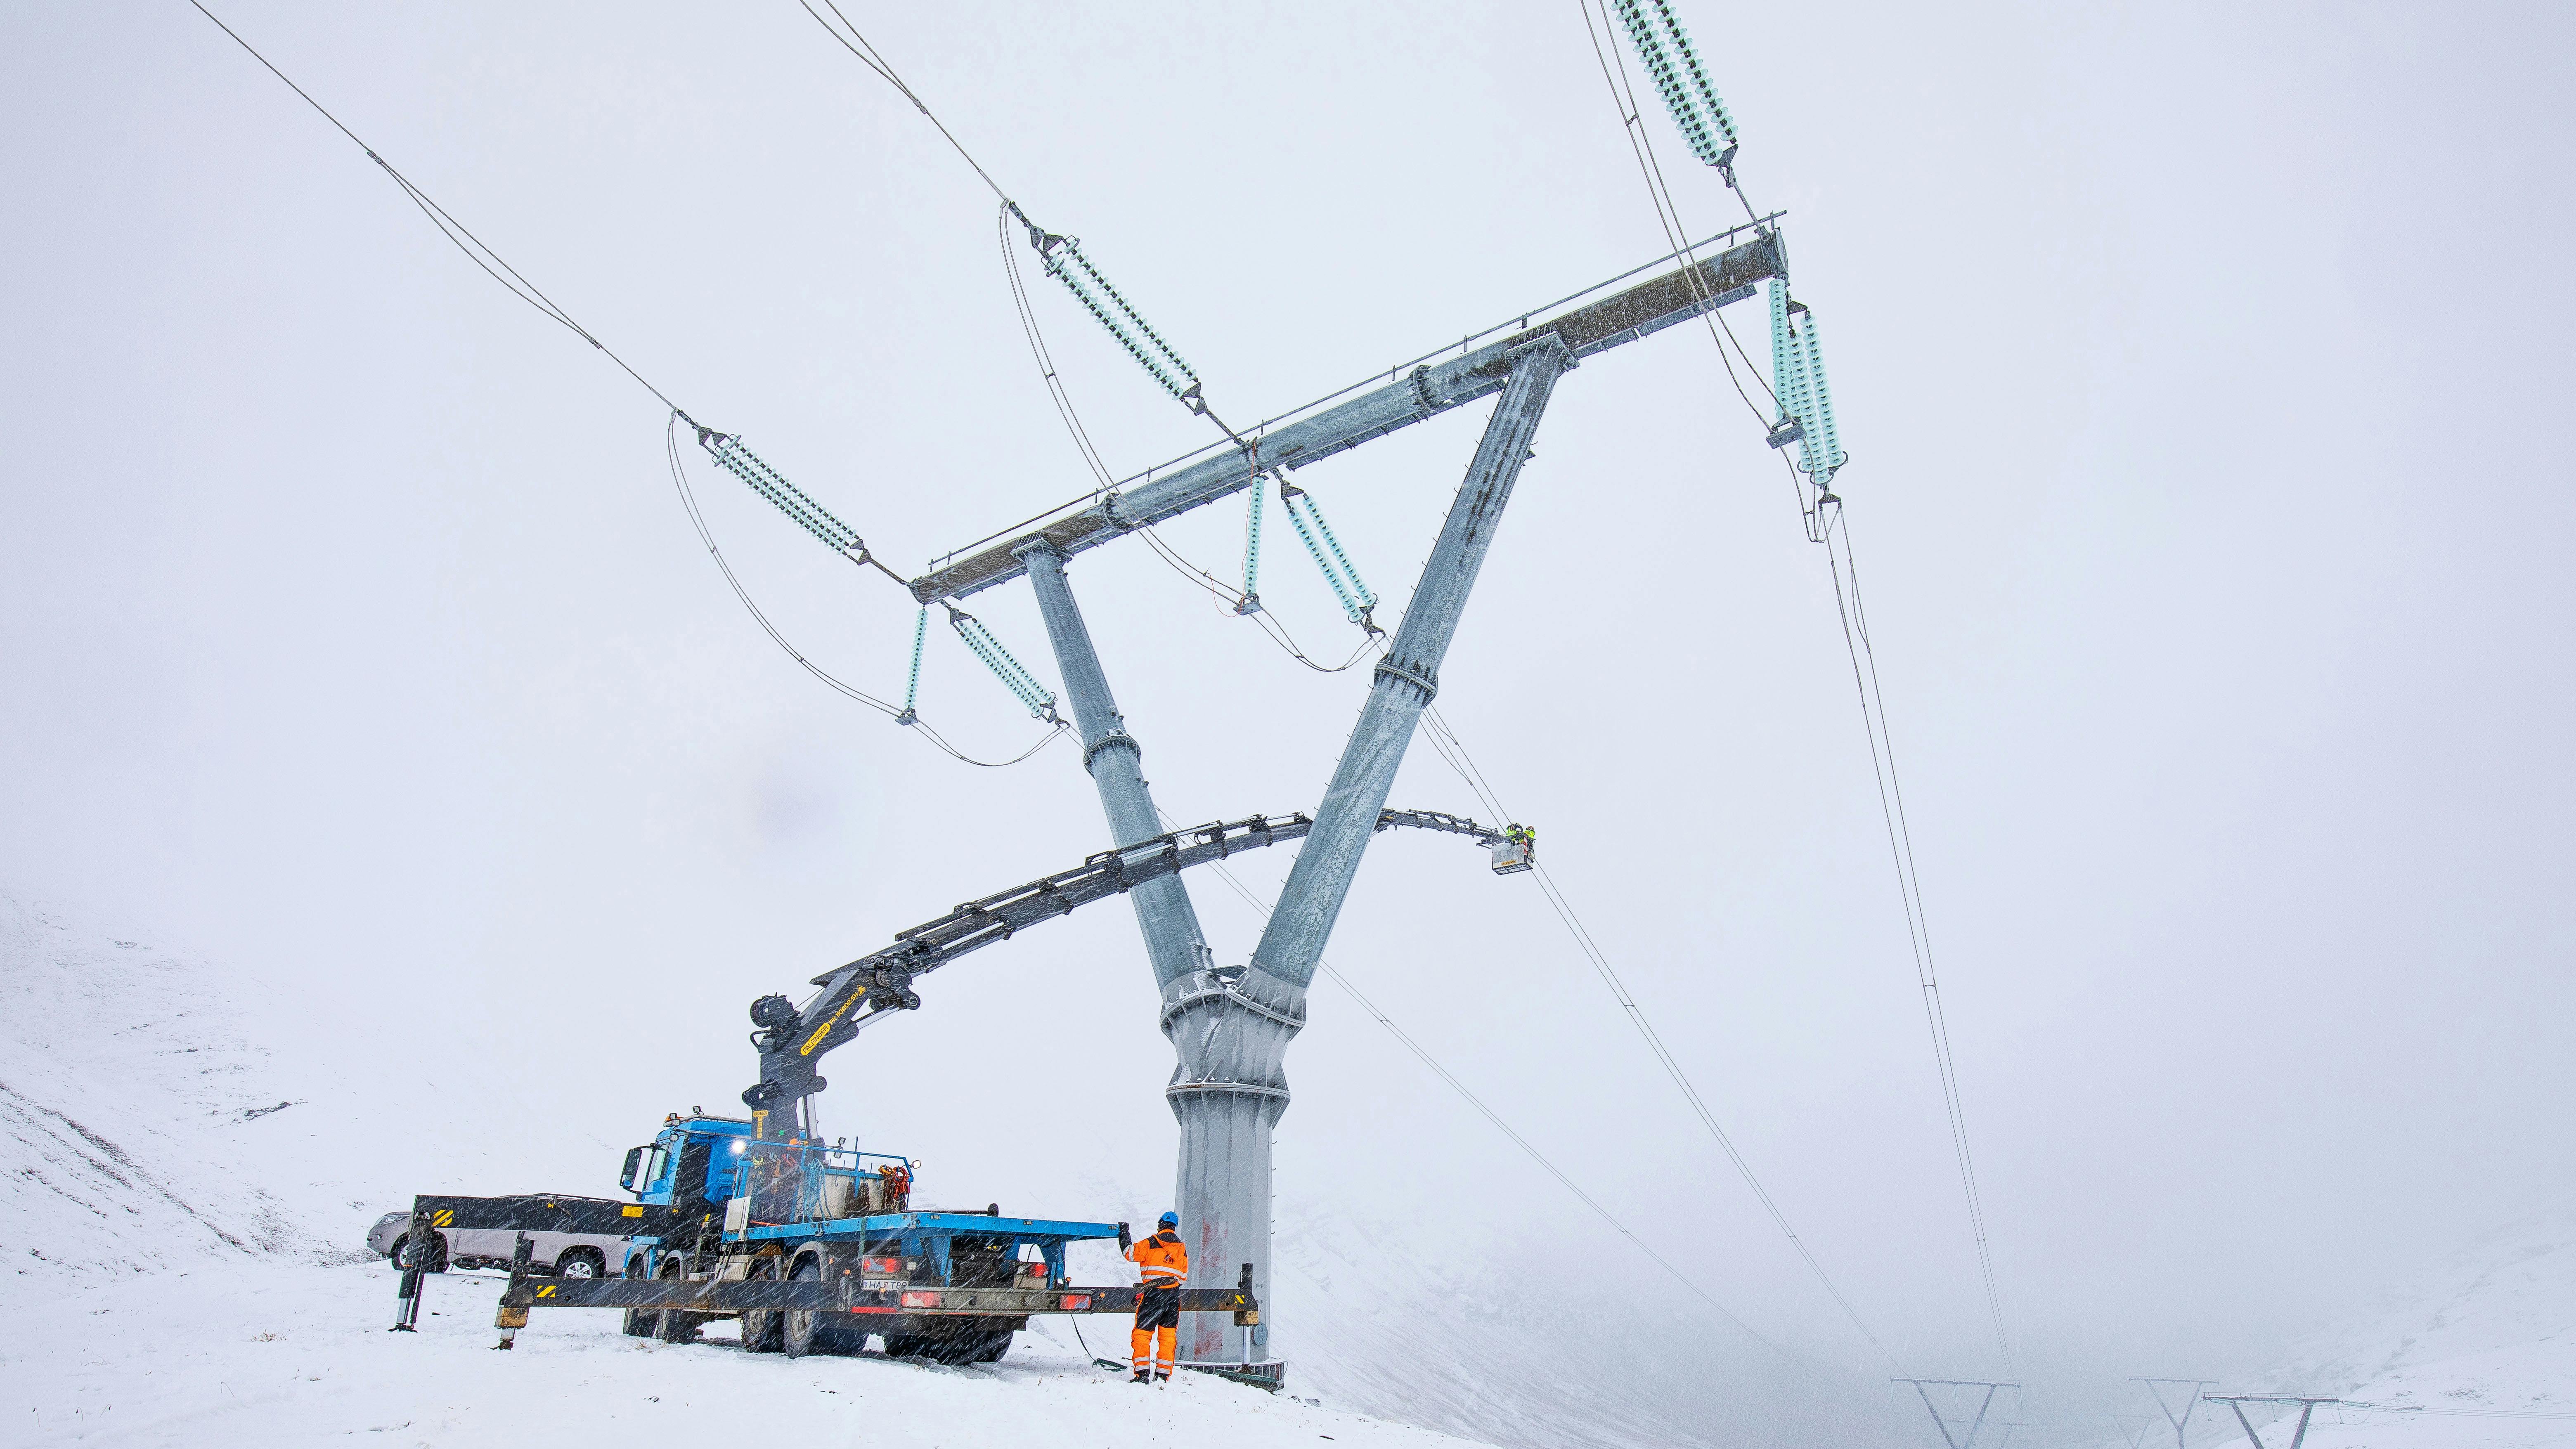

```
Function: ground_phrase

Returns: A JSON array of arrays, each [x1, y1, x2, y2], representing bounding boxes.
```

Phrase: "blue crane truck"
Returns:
[[393, 810, 1527, 1379], [412, 1111, 1254, 1366]]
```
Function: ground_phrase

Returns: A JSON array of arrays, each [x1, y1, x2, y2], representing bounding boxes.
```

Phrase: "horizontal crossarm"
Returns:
[[909, 231, 1785, 604]]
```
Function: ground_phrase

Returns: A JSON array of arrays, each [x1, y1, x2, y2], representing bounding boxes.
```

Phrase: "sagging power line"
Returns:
[[189, 0, 1071, 765], [1586, 0, 2011, 1373]]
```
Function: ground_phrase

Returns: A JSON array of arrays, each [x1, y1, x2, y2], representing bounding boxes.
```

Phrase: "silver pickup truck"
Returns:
[[367, 1198, 639, 1279]]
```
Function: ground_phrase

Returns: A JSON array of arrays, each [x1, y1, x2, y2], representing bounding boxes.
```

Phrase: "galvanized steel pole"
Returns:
[[1021, 537, 1285, 1372], [1159, 335, 1569, 1368], [1017, 538, 1213, 986], [1251, 335, 1572, 990]]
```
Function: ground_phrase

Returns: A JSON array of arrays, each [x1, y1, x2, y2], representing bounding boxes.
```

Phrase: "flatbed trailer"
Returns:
[[399, 1118, 1271, 1383]]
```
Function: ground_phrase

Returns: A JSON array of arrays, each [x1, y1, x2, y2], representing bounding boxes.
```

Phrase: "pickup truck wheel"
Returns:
[[392, 1233, 449, 1274], [654, 1257, 698, 1344], [555, 1249, 605, 1280], [781, 1258, 825, 1359], [741, 1259, 785, 1354]]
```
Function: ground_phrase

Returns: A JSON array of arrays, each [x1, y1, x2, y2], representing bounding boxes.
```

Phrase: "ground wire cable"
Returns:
[[1151, 807, 1850, 1390], [1574, 0, 2015, 1366]]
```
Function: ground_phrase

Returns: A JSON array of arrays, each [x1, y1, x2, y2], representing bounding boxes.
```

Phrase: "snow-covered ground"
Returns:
[[2203, 1213, 2576, 1449], [0, 891, 1509, 1446], [16, 887, 2576, 1449], [3, 1258, 1478, 1448]]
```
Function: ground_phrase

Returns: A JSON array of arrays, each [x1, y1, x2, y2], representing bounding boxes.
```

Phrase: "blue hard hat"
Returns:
[[1158, 1211, 1179, 1227]]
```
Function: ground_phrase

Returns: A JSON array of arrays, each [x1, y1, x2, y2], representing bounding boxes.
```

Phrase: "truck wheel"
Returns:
[[654, 1257, 698, 1345], [741, 1259, 785, 1354], [782, 1258, 825, 1359], [925, 1327, 1008, 1366], [620, 1250, 655, 1336], [556, 1248, 606, 1280], [393, 1233, 449, 1274]]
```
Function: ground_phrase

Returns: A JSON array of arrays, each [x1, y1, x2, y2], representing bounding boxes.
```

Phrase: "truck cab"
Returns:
[[619, 1113, 915, 1235]]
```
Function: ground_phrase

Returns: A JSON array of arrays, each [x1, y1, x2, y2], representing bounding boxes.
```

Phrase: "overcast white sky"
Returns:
[[5, 1, 2572, 1443]]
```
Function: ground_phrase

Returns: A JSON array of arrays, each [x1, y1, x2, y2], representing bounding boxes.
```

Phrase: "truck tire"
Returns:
[[741, 1258, 785, 1354], [782, 1258, 826, 1359], [654, 1257, 698, 1345], [620, 1250, 654, 1337], [923, 1325, 1010, 1366], [555, 1248, 606, 1280]]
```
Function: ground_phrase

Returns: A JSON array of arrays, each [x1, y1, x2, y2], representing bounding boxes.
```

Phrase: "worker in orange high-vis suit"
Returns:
[[1122, 1210, 1188, 1383]]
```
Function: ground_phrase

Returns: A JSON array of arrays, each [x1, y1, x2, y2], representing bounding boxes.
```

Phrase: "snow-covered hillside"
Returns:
[[1, 891, 1512, 1447], [2211, 1213, 2576, 1449], [27, 884, 2567, 1449], [0, 895, 359, 1290]]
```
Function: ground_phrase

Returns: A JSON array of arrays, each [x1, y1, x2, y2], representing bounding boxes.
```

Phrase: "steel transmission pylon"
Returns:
[[1896, 1378, 2021, 1449], [2137, 1378, 2216, 1449], [913, 227, 1787, 1378]]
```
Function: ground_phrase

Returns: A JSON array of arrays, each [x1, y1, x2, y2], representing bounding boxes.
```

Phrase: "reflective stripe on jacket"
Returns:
[[1126, 1229, 1188, 1287]]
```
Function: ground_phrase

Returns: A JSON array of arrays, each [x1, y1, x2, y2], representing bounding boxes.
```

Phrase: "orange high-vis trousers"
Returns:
[[1133, 1284, 1181, 1377], [1131, 1322, 1176, 1376]]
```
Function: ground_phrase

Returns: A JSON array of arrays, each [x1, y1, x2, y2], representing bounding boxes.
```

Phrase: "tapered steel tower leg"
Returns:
[[1020, 538, 1271, 1369], [1251, 335, 1572, 989], [1017, 539, 1214, 985], [1164, 335, 1571, 1364]]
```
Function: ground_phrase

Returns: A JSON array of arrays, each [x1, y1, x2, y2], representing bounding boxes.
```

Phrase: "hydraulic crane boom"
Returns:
[[740, 807, 1527, 1134]]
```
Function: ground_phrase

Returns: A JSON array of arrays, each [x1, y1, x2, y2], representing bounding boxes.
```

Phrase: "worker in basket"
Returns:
[[1123, 1210, 1188, 1383]]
